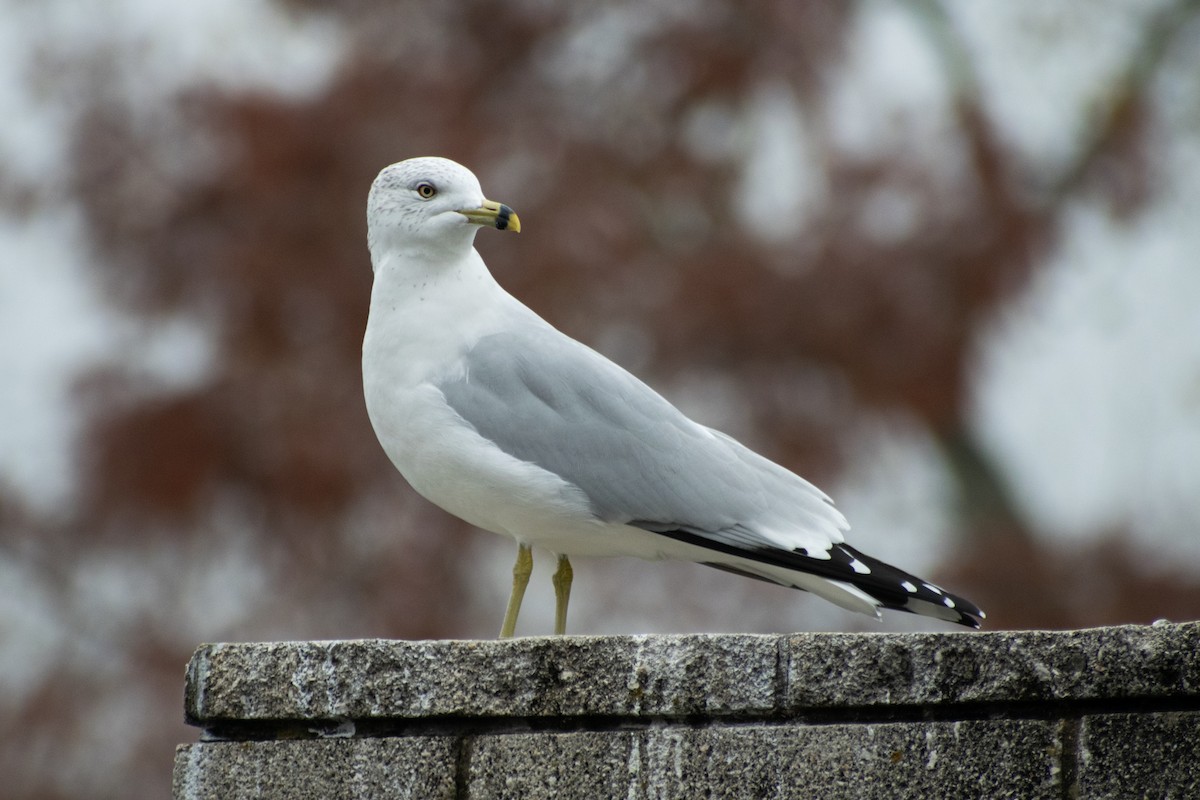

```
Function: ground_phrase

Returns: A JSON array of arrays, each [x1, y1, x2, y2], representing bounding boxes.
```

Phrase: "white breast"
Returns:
[[363, 248, 619, 551]]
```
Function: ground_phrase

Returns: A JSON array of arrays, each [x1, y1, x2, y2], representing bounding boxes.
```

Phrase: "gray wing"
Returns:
[[438, 326, 848, 554]]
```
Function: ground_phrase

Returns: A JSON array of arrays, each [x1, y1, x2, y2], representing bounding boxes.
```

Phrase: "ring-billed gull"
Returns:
[[362, 156, 984, 636]]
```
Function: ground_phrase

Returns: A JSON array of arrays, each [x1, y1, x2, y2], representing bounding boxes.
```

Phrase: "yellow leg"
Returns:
[[499, 543, 533, 639], [552, 554, 573, 636]]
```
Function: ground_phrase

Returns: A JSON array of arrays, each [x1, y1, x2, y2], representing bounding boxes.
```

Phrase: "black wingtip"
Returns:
[[652, 527, 987, 629], [832, 543, 986, 629]]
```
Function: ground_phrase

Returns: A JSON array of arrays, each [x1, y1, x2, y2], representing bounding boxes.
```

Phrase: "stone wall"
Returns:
[[173, 622, 1200, 798]]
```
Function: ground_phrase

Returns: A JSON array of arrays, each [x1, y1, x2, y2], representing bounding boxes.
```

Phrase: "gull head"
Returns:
[[367, 157, 519, 269]]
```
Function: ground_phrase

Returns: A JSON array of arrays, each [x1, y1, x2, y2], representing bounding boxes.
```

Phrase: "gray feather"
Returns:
[[438, 327, 847, 551]]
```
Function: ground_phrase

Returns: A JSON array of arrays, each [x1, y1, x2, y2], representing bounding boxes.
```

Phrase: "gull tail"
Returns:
[[650, 528, 985, 628]]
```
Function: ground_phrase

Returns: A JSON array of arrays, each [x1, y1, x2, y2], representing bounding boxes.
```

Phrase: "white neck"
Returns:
[[369, 244, 497, 312], [367, 215, 478, 274], [363, 245, 525, 386]]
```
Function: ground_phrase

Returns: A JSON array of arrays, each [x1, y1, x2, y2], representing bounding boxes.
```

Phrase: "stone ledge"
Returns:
[[186, 622, 1200, 729], [175, 623, 1200, 799]]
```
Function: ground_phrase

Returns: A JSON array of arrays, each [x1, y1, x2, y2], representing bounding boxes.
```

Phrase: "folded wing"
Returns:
[[439, 325, 983, 627]]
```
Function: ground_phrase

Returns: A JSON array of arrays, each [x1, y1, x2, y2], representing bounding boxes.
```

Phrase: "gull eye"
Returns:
[[415, 181, 437, 200]]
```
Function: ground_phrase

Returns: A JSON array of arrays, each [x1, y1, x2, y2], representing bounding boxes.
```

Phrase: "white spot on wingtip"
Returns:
[[848, 558, 871, 575], [922, 583, 943, 595], [943, 597, 956, 608], [901, 580, 918, 593]]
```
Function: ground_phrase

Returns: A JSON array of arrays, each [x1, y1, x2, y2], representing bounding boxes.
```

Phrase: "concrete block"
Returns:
[[467, 720, 1061, 799], [172, 738, 457, 799], [1078, 711, 1200, 799], [785, 622, 1200, 709], [666, 720, 1064, 800], [186, 633, 780, 726], [467, 731, 635, 800]]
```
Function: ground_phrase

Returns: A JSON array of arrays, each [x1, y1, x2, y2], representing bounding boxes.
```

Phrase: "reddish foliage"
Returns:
[[65, 0, 1173, 628]]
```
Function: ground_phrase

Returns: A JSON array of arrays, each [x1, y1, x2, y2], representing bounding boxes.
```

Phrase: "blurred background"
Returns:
[[2, 0, 1199, 796]]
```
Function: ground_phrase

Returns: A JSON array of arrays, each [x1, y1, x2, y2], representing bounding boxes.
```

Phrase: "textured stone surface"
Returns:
[[656, 720, 1062, 800], [175, 623, 1200, 799], [172, 738, 456, 799], [784, 622, 1200, 709], [186, 634, 780, 724], [1078, 711, 1200, 799], [174, 722, 1063, 800], [186, 623, 1199, 726], [468, 720, 1062, 800], [467, 731, 635, 800]]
